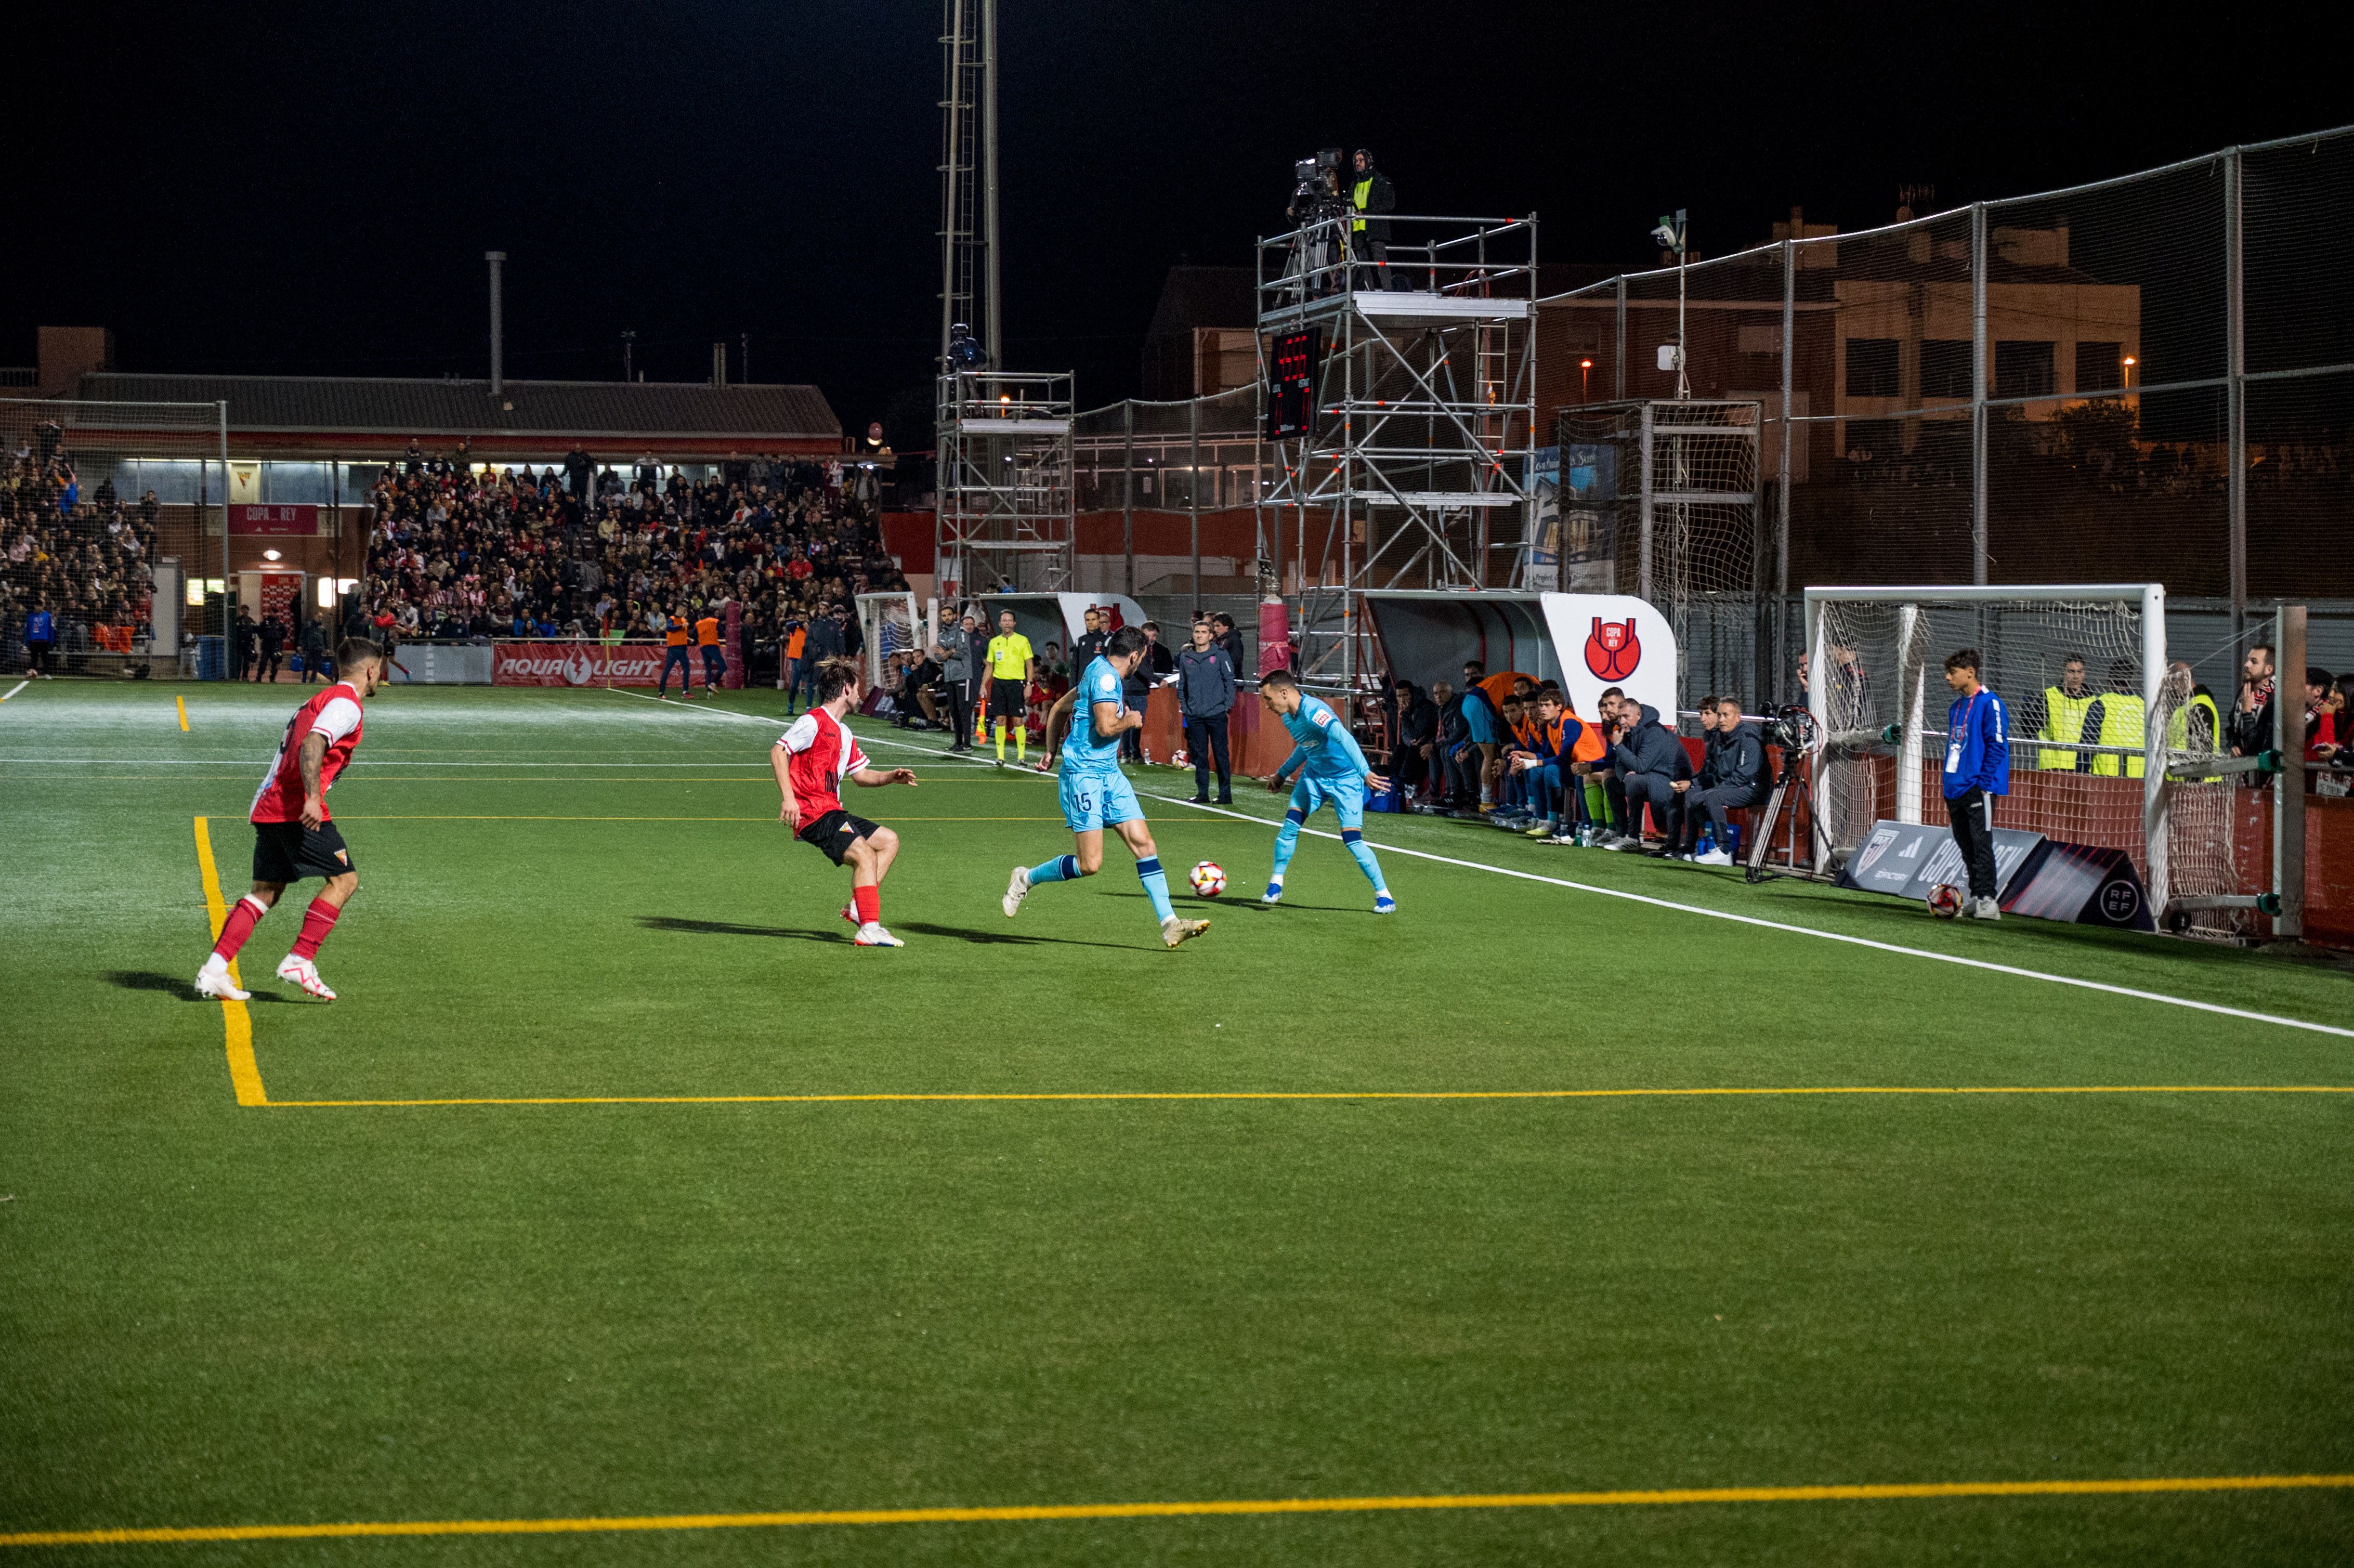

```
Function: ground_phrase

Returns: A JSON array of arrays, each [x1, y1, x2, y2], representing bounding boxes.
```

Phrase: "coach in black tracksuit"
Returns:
[[1673, 698, 1766, 856]]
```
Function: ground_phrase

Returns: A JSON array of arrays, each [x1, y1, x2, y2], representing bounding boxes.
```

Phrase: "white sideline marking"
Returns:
[[607, 688, 2354, 1041], [0, 680, 30, 702]]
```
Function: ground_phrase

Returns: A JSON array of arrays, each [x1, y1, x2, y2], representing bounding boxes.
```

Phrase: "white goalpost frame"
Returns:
[[854, 590, 921, 693], [1803, 583, 2167, 912]]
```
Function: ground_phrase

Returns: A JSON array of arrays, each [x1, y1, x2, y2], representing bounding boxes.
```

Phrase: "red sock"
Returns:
[[290, 896, 342, 960], [212, 896, 268, 961], [853, 884, 881, 926]]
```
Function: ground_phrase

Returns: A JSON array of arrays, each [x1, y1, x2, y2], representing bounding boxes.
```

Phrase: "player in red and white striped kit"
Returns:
[[773, 659, 919, 946], [195, 639, 388, 1002]]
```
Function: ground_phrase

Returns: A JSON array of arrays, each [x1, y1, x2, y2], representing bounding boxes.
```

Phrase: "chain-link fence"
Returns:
[[1539, 127, 2354, 710], [1, 397, 228, 678]]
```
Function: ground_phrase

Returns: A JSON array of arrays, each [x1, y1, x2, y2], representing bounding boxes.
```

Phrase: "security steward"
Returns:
[[2034, 655, 2095, 770], [1350, 148, 1403, 292], [2080, 657, 2148, 777]]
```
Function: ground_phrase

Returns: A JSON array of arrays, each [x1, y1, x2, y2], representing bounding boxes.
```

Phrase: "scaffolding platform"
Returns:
[[936, 369, 1076, 595]]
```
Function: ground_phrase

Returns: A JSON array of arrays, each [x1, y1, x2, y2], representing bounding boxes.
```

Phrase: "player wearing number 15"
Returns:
[[194, 638, 389, 1003], [1000, 625, 1209, 949]]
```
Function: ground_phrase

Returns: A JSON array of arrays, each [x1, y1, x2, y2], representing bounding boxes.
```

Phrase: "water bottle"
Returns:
[[1698, 823, 1715, 857]]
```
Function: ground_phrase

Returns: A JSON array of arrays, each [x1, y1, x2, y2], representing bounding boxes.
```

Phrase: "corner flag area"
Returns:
[[2, 682, 2348, 1563]]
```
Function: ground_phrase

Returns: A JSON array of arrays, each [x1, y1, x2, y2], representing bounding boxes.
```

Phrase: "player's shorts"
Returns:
[[797, 808, 881, 867], [990, 677, 1027, 721], [251, 819, 356, 883], [1060, 769, 1142, 834], [1289, 773, 1366, 830]]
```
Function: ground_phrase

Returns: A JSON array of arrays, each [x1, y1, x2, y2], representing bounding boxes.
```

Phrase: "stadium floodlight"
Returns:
[[1651, 209, 1690, 400]]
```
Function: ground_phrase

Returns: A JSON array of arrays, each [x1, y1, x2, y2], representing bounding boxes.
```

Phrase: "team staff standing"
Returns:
[[931, 608, 982, 754], [985, 609, 1036, 764], [1178, 617, 1237, 804], [695, 611, 725, 695], [1940, 647, 2010, 920]]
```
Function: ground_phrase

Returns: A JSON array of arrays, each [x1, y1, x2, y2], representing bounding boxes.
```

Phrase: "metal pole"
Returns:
[[1188, 395, 1201, 614], [2140, 582, 2168, 919], [1777, 237, 1795, 702], [1121, 400, 1135, 596], [219, 402, 230, 673], [1895, 602, 1924, 824], [1970, 202, 1988, 585], [2226, 148, 2247, 655], [486, 251, 505, 398], [1637, 403, 1654, 603], [2273, 604, 2305, 940], [1613, 277, 1627, 401], [980, 0, 1001, 368], [1675, 243, 1689, 400]]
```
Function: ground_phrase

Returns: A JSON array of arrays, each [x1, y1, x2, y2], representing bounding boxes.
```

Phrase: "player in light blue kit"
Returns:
[[1001, 624, 1210, 949], [1257, 668, 1395, 912]]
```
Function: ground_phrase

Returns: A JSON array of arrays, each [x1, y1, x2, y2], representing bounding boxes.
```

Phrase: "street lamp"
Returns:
[[2122, 355, 2137, 390], [1580, 358, 1593, 402], [1651, 211, 1690, 399]]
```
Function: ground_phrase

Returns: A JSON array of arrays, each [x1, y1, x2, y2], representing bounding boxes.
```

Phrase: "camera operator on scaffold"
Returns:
[[1348, 148, 1407, 292]]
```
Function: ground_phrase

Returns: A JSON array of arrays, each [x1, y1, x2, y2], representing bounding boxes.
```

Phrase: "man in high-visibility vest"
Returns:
[[2161, 661, 2223, 754], [1349, 149, 1402, 292], [2080, 658, 2147, 778], [2034, 655, 2095, 770], [695, 610, 724, 696], [658, 606, 695, 700]]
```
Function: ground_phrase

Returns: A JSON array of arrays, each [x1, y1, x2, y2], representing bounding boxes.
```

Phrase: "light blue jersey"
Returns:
[[1061, 656, 1129, 780], [1058, 654, 1142, 833], [1275, 694, 1374, 782]]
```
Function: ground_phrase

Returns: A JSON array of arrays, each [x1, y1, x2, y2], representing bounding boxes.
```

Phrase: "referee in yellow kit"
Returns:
[[985, 608, 1037, 764]]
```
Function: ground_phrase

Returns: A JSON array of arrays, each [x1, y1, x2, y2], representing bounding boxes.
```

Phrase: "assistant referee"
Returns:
[[985, 608, 1036, 764]]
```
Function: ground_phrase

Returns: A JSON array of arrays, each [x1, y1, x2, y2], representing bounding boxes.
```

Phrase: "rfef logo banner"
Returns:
[[492, 642, 670, 687]]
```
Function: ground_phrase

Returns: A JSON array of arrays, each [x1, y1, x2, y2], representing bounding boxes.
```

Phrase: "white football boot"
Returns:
[[1001, 865, 1031, 918], [276, 954, 338, 1000], [194, 954, 250, 1002], [1160, 915, 1210, 948], [853, 922, 905, 947]]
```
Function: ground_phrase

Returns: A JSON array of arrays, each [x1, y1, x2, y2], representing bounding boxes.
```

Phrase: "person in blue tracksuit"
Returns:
[[1258, 668, 1394, 912], [1940, 647, 2011, 919]]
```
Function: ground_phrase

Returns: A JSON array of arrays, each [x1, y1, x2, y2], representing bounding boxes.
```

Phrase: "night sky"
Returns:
[[12, 3, 2349, 445]]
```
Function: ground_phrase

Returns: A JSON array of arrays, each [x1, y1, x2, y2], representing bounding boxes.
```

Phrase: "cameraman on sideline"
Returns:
[[1349, 149, 1408, 292]]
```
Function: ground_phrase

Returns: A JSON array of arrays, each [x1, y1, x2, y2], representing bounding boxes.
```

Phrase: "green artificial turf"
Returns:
[[1, 678, 2349, 1565]]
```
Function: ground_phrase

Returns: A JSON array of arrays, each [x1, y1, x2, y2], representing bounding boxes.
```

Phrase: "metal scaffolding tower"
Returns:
[[936, 371, 1076, 595], [1255, 211, 1539, 691]]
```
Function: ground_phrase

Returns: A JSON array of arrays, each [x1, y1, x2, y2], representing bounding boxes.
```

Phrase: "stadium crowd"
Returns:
[[3, 430, 159, 675], [356, 448, 907, 681]]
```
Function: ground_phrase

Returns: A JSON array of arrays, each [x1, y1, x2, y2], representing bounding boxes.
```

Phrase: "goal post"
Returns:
[[1803, 584, 2168, 911], [854, 590, 921, 693]]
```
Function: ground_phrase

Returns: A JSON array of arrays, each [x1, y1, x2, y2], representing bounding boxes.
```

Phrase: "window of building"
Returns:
[[2076, 342, 2124, 394], [1920, 339, 1972, 401], [1845, 338, 1899, 398], [1994, 340, 2056, 401]]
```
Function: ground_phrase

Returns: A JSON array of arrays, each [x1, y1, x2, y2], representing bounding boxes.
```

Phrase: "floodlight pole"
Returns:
[[1675, 210, 1689, 400]]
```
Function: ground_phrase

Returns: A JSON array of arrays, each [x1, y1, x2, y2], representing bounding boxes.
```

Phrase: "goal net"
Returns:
[[855, 590, 920, 694], [1803, 584, 2172, 907]]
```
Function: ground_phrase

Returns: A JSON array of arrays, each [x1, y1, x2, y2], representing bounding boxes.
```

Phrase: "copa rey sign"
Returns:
[[1537, 594, 1678, 721], [492, 642, 670, 687], [229, 504, 321, 536]]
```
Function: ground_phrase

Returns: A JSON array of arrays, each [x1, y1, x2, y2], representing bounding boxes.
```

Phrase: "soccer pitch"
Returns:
[[2, 680, 2349, 1564]]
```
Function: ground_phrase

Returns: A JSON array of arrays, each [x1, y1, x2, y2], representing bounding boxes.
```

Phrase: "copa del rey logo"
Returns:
[[1584, 617, 1641, 681]]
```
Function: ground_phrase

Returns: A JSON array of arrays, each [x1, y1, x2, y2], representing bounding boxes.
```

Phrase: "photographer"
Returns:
[[1349, 148, 1405, 292]]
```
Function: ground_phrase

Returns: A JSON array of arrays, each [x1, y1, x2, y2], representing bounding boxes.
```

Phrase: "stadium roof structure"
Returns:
[[69, 372, 843, 461]]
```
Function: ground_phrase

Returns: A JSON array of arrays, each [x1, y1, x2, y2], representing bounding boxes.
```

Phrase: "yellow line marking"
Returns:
[[328, 815, 1231, 823], [176, 696, 189, 731], [6, 1472, 2348, 1546], [192, 817, 266, 1107], [257, 1085, 2353, 1110]]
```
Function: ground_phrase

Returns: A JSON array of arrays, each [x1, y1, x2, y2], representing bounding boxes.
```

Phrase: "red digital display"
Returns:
[[1264, 326, 1320, 439]]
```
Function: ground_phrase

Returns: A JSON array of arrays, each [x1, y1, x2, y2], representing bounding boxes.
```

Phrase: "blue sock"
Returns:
[[1027, 855, 1079, 885], [1135, 856, 1175, 922], [1271, 811, 1303, 880], [1341, 829, 1388, 894]]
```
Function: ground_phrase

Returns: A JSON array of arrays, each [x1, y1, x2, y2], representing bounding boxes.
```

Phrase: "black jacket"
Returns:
[[1177, 644, 1236, 717], [1394, 690, 1437, 748], [1437, 692, 1469, 751], [1701, 722, 1767, 793], [1352, 168, 1396, 242], [1610, 703, 1688, 778]]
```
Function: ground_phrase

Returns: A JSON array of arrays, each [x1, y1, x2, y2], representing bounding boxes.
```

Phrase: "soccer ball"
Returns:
[[1188, 860, 1226, 897], [1926, 883, 1965, 919], [1172, 749, 1189, 767]]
